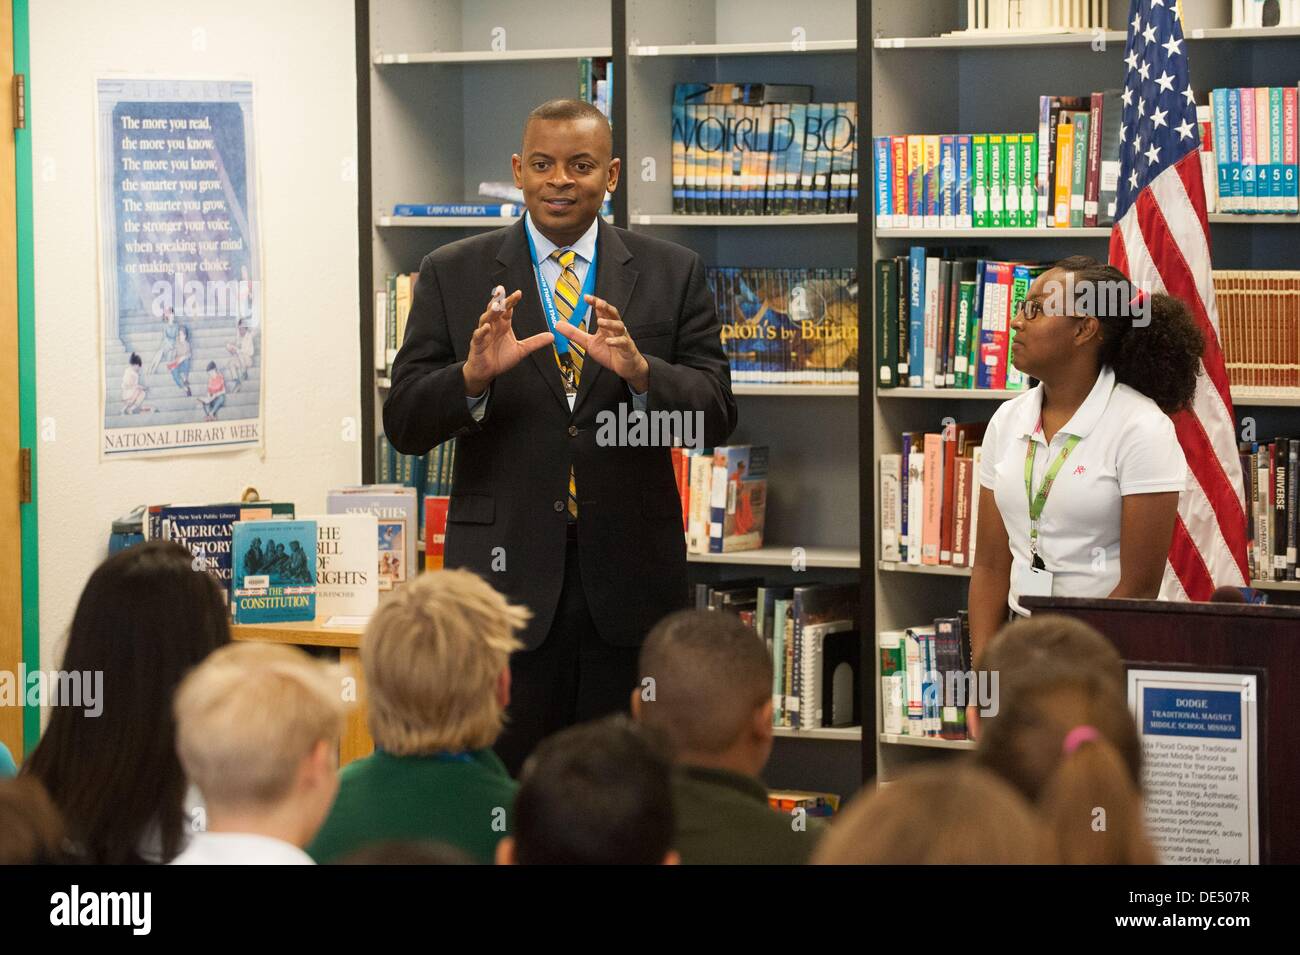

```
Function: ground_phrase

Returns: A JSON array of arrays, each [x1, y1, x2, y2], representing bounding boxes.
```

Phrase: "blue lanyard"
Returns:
[[524, 220, 598, 356]]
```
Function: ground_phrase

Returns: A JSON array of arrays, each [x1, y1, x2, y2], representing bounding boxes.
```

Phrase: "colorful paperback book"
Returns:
[[923, 135, 941, 228], [1004, 134, 1021, 228], [1242, 86, 1257, 213], [973, 134, 990, 228], [1285, 87, 1299, 212], [1019, 134, 1038, 227], [874, 136, 893, 227], [1069, 110, 1090, 228], [988, 134, 1005, 228], [306, 513, 379, 623], [908, 245, 926, 385], [326, 486, 419, 591], [907, 135, 925, 228], [890, 135, 908, 226], [1006, 264, 1047, 389], [231, 520, 317, 624], [957, 134, 974, 229], [939, 135, 957, 229], [709, 446, 769, 553]]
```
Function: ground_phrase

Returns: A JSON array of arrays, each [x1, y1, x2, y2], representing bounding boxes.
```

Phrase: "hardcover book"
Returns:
[[231, 519, 318, 624]]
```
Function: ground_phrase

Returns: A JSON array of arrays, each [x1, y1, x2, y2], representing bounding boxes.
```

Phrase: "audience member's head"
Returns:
[[174, 642, 347, 849], [813, 764, 1057, 864], [23, 541, 230, 863], [633, 609, 773, 776], [334, 841, 475, 865], [974, 615, 1155, 864], [363, 569, 528, 755], [0, 777, 69, 864], [499, 716, 677, 865]]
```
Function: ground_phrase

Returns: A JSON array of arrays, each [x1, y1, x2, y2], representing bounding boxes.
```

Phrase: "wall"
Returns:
[[30, 0, 361, 667]]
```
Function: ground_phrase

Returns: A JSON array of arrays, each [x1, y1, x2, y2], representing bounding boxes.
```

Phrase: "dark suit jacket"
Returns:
[[383, 218, 737, 649]]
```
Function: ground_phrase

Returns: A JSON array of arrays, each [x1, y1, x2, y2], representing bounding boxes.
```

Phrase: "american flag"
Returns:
[[1108, 0, 1249, 600]]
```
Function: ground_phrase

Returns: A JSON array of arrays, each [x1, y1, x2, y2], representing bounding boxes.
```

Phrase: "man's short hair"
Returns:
[[173, 642, 346, 810], [513, 716, 673, 865], [637, 609, 772, 756], [362, 569, 528, 755], [524, 98, 613, 155]]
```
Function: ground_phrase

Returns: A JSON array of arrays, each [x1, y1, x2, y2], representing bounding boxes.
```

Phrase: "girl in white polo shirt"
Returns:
[[968, 256, 1203, 659]]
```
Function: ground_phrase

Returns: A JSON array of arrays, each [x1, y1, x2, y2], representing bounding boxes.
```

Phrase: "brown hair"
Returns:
[[812, 764, 1057, 864], [976, 616, 1157, 864], [0, 777, 68, 864]]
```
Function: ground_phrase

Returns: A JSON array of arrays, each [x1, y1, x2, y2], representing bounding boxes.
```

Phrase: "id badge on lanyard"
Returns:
[[1018, 431, 1082, 597]]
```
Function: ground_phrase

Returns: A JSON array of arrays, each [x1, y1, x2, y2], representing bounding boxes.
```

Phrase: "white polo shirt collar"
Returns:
[[1015, 365, 1117, 445]]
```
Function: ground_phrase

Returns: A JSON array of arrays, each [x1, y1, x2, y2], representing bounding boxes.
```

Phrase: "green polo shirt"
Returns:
[[671, 764, 821, 865], [308, 748, 516, 865]]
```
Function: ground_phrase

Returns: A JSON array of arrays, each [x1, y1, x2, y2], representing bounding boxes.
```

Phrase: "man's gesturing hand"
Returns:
[[553, 295, 651, 394], [462, 286, 554, 396]]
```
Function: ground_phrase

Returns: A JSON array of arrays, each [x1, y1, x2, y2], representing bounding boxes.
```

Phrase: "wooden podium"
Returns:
[[231, 620, 374, 767], [1022, 596, 1300, 864]]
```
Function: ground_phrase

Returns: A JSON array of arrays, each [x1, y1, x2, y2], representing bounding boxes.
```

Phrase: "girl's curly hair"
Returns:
[[1053, 255, 1204, 414]]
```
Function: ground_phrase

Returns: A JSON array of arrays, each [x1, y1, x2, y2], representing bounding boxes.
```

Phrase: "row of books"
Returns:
[[880, 612, 973, 741], [1232, 0, 1300, 29], [671, 82, 858, 216], [876, 251, 1043, 391], [696, 580, 859, 730], [579, 56, 611, 121], [1217, 271, 1300, 393], [376, 271, 417, 376], [672, 445, 769, 554], [376, 434, 457, 537], [1242, 437, 1300, 582], [880, 423, 987, 569], [143, 486, 424, 624], [872, 91, 1124, 230], [957, 0, 1109, 33], [1203, 87, 1300, 214], [708, 267, 859, 385]]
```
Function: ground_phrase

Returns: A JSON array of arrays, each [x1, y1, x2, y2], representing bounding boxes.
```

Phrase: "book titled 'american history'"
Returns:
[[231, 519, 318, 624]]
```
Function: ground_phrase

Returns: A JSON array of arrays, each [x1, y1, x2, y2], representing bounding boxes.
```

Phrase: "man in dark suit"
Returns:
[[383, 99, 737, 774]]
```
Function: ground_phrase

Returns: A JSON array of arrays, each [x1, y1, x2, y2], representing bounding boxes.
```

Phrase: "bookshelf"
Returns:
[[866, 0, 1300, 784], [623, 0, 862, 801], [358, 0, 865, 799]]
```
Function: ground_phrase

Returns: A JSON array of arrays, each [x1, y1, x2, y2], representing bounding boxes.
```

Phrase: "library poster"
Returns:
[[1127, 668, 1261, 865], [96, 78, 264, 458]]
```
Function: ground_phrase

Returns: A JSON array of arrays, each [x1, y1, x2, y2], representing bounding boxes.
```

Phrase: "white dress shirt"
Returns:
[[169, 831, 314, 865], [468, 212, 646, 418], [978, 364, 1187, 616]]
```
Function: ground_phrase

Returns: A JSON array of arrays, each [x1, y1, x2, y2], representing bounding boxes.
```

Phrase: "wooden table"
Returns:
[[231, 619, 373, 766]]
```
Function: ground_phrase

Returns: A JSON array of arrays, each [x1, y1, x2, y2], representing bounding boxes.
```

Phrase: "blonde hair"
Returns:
[[363, 569, 528, 755], [813, 764, 1057, 865], [173, 642, 347, 810]]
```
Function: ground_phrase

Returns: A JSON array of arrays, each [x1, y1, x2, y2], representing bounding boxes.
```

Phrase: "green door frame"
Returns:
[[14, 0, 40, 754]]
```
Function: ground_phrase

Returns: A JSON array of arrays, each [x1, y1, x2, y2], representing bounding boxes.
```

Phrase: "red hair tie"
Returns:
[[1129, 288, 1149, 311]]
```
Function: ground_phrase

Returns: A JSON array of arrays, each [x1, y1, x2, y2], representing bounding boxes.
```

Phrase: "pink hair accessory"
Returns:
[[1062, 725, 1101, 756], [1129, 288, 1149, 311]]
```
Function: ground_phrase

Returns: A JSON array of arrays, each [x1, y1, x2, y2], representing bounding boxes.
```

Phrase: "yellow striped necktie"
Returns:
[[550, 248, 586, 519]]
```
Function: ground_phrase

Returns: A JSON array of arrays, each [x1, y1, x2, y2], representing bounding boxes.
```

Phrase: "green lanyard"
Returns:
[[1023, 432, 1081, 563]]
